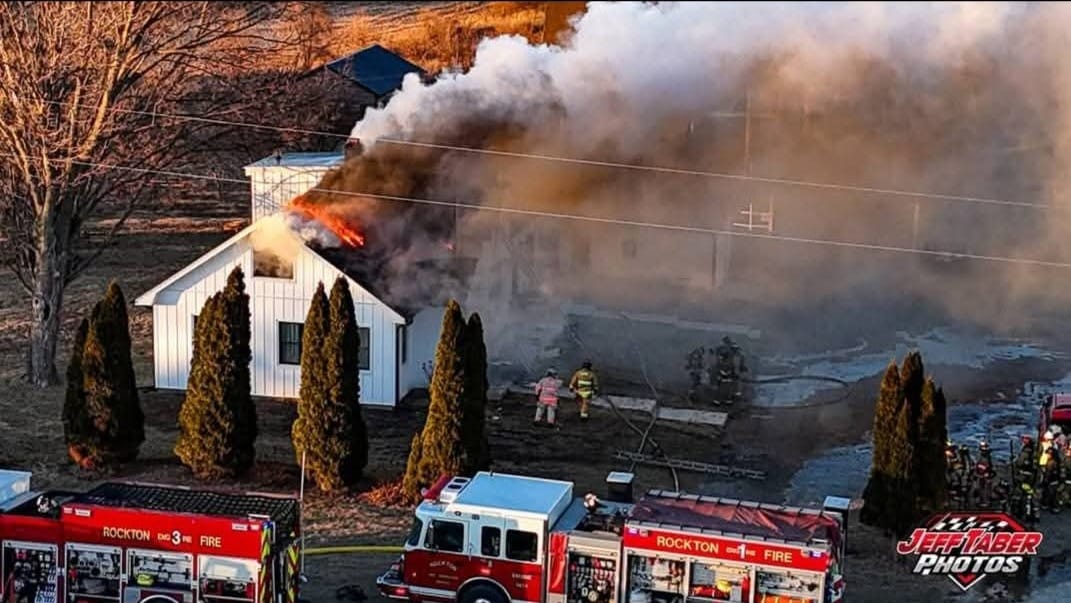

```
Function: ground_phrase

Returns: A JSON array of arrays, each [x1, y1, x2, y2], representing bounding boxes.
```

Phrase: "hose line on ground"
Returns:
[[304, 545, 403, 556]]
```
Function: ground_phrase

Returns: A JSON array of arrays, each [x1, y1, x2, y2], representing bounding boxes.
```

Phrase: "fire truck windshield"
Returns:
[[405, 518, 423, 547]]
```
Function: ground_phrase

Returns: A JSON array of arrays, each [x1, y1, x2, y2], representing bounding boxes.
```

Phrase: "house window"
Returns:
[[359, 326, 371, 370], [398, 325, 408, 364], [279, 322, 303, 365], [505, 530, 538, 562], [622, 239, 638, 259], [253, 248, 293, 279]]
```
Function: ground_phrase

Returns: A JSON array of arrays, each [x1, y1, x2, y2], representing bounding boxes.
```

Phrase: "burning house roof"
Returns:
[[311, 243, 476, 320]]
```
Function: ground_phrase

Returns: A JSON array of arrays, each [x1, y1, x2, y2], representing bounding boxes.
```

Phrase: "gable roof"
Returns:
[[133, 220, 407, 323], [320, 44, 426, 97], [134, 222, 258, 306]]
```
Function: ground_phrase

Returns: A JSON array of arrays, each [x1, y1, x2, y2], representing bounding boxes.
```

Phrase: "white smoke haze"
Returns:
[[286, 1, 1071, 378], [252, 212, 342, 258]]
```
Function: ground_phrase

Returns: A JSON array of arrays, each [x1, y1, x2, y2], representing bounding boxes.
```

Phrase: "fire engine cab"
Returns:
[[378, 472, 848, 603], [0, 470, 302, 603]]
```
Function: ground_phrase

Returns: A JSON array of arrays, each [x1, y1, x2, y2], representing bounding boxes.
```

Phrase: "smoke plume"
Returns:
[[297, 2, 1071, 381]]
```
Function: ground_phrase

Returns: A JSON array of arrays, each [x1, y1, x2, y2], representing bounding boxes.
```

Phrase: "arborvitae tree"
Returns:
[[222, 268, 257, 471], [401, 433, 424, 499], [460, 312, 491, 475], [916, 378, 948, 514], [294, 283, 330, 448], [292, 279, 369, 492], [888, 393, 918, 537], [860, 362, 902, 529], [69, 282, 145, 469], [403, 300, 467, 500], [899, 351, 925, 408], [175, 286, 254, 479], [293, 283, 332, 486], [62, 318, 91, 467]]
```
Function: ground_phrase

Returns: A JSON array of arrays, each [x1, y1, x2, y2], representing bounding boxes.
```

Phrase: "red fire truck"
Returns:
[[0, 470, 302, 603], [377, 472, 848, 603]]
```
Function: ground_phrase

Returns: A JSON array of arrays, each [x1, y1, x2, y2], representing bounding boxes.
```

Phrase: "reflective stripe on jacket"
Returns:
[[536, 377, 562, 405], [570, 369, 598, 397]]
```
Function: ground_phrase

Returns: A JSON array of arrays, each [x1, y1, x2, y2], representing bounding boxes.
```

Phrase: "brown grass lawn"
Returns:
[[0, 209, 725, 547]]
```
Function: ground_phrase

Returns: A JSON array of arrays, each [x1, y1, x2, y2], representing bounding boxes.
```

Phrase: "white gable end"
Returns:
[[138, 227, 408, 406]]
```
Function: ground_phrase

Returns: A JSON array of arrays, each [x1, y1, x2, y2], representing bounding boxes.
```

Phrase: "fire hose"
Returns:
[[304, 545, 403, 555]]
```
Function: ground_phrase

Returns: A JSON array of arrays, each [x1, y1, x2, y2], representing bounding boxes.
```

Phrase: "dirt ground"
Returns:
[[2, 208, 1070, 602], [2, 213, 1070, 602]]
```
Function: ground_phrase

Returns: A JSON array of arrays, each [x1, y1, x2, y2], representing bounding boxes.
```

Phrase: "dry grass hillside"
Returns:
[[273, 1, 547, 74]]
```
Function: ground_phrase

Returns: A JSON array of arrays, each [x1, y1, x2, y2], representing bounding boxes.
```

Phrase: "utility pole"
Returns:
[[744, 90, 753, 179], [912, 200, 920, 250]]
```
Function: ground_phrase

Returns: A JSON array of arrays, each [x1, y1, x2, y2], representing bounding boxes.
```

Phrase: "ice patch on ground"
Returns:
[[782, 382, 1070, 507], [754, 328, 1060, 407]]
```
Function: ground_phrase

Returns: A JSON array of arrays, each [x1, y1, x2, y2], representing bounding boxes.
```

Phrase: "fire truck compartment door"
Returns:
[[2, 540, 59, 603]]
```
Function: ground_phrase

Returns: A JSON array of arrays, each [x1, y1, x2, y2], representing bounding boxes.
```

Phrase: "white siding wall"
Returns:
[[247, 167, 333, 221], [151, 239, 405, 405], [400, 306, 445, 394]]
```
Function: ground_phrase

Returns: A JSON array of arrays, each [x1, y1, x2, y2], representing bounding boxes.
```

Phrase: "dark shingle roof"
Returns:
[[324, 44, 426, 97], [77, 482, 299, 536]]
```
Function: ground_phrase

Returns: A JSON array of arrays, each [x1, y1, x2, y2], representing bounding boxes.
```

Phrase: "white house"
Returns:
[[135, 152, 446, 406]]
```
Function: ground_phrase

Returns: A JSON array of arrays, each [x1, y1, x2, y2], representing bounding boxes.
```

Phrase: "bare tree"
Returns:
[[285, 2, 335, 71], [0, 2, 291, 386]]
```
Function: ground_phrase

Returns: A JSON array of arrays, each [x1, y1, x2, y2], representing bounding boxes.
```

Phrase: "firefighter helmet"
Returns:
[[582, 360, 592, 369], [547, 368, 558, 376], [979, 440, 990, 453], [1043, 430, 1055, 442]]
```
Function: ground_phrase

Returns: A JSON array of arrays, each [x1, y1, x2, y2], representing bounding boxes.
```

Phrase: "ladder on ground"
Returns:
[[613, 450, 767, 481]]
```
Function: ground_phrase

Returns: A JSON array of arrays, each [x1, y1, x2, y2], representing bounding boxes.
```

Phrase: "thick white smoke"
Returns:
[[330, 2, 1071, 383], [354, 2, 1024, 152]]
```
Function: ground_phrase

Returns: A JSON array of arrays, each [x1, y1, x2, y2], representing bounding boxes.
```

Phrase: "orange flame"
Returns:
[[286, 195, 365, 247]]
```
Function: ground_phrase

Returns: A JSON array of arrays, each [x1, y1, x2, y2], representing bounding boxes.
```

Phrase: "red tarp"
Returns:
[[628, 495, 842, 552]]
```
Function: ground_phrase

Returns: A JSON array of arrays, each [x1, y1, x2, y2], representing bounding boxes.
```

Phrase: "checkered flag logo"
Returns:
[[928, 515, 1009, 532]]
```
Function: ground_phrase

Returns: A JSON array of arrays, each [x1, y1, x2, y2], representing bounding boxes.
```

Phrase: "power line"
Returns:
[[373, 139, 1045, 209], [12, 153, 1071, 270], [36, 98, 1048, 210]]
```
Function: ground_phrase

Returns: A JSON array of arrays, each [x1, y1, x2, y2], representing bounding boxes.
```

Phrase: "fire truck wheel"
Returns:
[[460, 583, 509, 603]]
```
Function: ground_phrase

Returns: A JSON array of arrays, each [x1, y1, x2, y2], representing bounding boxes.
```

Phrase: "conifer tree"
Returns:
[[916, 378, 948, 514], [460, 312, 491, 475], [860, 361, 902, 529], [401, 433, 424, 500], [68, 282, 144, 469], [62, 318, 91, 467], [293, 284, 331, 482], [403, 300, 467, 500], [222, 268, 257, 470], [888, 392, 918, 537], [175, 282, 254, 479], [292, 279, 369, 491]]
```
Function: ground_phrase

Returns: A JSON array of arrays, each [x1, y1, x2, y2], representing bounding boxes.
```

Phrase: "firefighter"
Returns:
[[1060, 445, 1071, 510], [685, 347, 705, 397], [1038, 442, 1061, 512], [1011, 482, 1039, 527], [946, 440, 967, 508], [569, 361, 599, 421], [1054, 425, 1067, 451], [713, 336, 746, 402], [1014, 435, 1036, 487], [991, 479, 1011, 513], [971, 440, 996, 508], [534, 368, 562, 428]]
